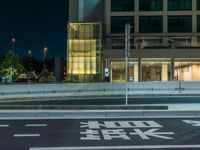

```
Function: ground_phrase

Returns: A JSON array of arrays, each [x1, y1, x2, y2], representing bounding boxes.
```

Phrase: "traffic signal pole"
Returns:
[[125, 23, 131, 106]]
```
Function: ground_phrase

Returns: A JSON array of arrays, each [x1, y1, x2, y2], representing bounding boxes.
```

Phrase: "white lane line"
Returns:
[[14, 134, 40, 137], [29, 145, 200, 150], [25, 124, 47, 127], [0, 125, 9, 127]]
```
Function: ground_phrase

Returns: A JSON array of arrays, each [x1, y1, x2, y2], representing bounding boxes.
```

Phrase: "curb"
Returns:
[[0, 110, 199, 119], [0, 94, 200, 103]]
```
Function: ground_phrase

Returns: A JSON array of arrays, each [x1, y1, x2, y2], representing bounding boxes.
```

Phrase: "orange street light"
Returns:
[[43, 47, 48, 59]]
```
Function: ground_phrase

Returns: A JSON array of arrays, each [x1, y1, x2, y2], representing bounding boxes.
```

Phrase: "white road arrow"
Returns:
[[130, 128, 174, 140], [183, 120, 200, 126]]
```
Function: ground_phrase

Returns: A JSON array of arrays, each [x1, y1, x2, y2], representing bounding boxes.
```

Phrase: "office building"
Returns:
[[68, 0, 200, 82]]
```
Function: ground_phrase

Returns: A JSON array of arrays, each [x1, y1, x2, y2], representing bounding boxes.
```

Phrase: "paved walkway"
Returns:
[[167, 104, 200, 111]]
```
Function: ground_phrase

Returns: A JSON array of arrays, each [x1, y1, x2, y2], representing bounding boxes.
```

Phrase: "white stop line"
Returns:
[[29, 145, 200, 150]]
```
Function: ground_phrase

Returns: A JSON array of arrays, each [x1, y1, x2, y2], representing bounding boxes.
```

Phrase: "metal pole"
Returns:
[[125, 23, 131, 106], [11, 38, 15, 84], [12, 38, 15, 52], [43, 47, 48, 67], [125, 54, 128, 106]]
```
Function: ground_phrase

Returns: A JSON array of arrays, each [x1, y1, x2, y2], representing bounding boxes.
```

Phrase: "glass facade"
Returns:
[[141, 39, 163, 48], [168, 0, 192, 10], [111, 0, 134, 12], [139, 0, 163, 11], [111, 61, 125, 82], [174, 61, 200, 81], [111, 61, 138, 82], [168, 16, 192, 33], [110, 38, 135, 49], [198, 16, 200, 32], [111, 16, 134, 33], [67, 22, 102, 82], [198, 0, 200, 10], [142, 61, 171, 81], [139, 16, 163, 33], [170, 37, 192, 47], [109, 60, 200, 82]]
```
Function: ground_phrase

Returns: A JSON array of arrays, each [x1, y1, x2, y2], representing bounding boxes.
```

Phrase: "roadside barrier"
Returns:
[[0, 81, 200, 99]]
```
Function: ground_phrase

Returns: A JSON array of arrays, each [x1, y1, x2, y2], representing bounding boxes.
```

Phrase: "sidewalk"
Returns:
[[167, 103, 200, 111]]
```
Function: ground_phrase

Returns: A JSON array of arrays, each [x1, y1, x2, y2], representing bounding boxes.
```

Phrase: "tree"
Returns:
[[39, 66, 56, 83], [0, 54, 5, 65], [0, 50, 25, 82], [0, 55, 5, 79], [21, 55, 37, 72]]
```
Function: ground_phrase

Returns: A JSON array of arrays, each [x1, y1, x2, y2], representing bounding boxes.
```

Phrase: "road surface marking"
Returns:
[[14, 134, 40, 137], [25, 124, 47, 127], [0, 125, 9, 127], [29, 145, 200, 150], [183, 120, 200, 126]]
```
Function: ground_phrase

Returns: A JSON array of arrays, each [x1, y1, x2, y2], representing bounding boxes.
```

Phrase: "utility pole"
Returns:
[[125, 23, 131, 106]]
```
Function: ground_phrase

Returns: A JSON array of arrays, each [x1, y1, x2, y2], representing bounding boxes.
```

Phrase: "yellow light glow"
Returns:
[[68, 39, 97, 75], [67, 22, 102, 81]]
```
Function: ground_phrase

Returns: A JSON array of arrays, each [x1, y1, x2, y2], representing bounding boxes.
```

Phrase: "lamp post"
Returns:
[[28, 50, 32, 58], [11, 38, 16, 52], [43, 47, 48, 67], [125, 23, 131, 106], [28, 50, 32, 72], [9, 38, 15, 83]]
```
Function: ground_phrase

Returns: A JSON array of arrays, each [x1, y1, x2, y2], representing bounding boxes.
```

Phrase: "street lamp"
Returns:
[[11, 38, 16, 52], [43, 47, 48, 66], [9, 38, 16, 84], [28, 50, 32, 58], [125, 23, 131, 106], [28, 50, 32, 72]]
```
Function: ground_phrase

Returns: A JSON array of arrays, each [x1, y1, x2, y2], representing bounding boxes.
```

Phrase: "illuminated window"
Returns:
[[67, 23, 102, 82]]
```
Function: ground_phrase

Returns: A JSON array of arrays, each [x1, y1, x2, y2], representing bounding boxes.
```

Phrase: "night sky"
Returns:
[[0, 0, 69, 58]]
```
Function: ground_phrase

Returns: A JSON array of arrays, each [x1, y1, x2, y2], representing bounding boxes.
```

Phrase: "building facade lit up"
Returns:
[[68, 0, 200, 82], [67, 22, 102, 82]]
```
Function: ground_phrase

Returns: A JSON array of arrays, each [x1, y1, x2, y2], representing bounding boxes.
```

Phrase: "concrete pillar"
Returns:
[[105, 0, 111, 34], [134, 0, 139, 34], [171, 58, 174, 80], [192, 15, 197, 33], [162, 63, 168, 81], [163, 0, 168, 33], [192, 0, 197, 33], [163, 0, 168, 46], [192, 36, 198, 47], [110, 60, 113, 82], [192, 0, 197, 48], [134, 63, 139, 82], [138, 58, 142, 81]]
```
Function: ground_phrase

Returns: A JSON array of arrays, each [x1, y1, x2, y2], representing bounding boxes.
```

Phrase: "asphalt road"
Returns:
[[0, 118, 200, 150], [2, 96, 200, 105]]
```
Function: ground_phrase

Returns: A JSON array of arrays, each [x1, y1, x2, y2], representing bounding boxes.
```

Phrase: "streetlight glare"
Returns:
[[11, 38, 16, 43], [11, 38, 16, 53], [44, 47, 48, 52], [28, 50, 32, 57], [43, 47, 48, 67]]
